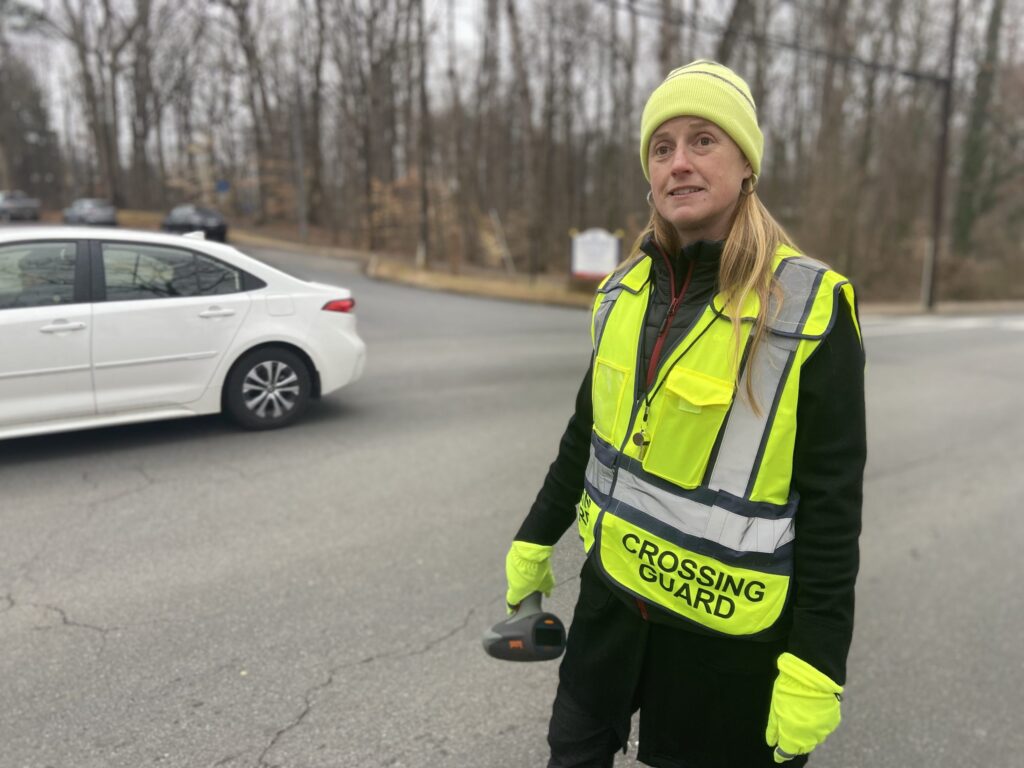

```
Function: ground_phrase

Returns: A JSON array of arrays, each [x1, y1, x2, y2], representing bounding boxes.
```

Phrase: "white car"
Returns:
[[0, 227, 366, 440]]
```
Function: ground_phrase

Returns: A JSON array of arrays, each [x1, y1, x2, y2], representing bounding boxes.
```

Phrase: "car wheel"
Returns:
[[224, 347, 312, 430]]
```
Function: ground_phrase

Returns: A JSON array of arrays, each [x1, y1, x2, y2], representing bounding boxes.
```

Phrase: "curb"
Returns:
[[224, 226, 1024, 317], [361, 256, 1024, 316], [364, 255, 595, 309], [227, 228, 372, 264]]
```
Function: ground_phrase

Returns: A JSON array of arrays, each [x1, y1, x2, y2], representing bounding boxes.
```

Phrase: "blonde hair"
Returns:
[[619, 191, 795, 414]]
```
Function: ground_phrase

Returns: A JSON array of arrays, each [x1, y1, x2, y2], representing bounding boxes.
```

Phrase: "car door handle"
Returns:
[[40, 321, 87, 333], [199, 307, 236, 318]]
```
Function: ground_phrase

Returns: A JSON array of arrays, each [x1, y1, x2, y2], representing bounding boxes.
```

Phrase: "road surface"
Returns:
[[1, 244, 1021, 767]]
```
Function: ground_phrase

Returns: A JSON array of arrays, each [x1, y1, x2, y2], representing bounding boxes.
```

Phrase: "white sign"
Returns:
[[571, 228, 621, 279]]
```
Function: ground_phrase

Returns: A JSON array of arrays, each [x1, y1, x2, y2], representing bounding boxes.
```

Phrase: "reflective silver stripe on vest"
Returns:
[[613, 464, 794, 553], [585, 443, 616, 498], [593, 291, 618, 351], [707, 335, 798, 496], [583, 446, 795, 555], [593, 263, 647, 352], [765, 258, 825, 336], [707, 258, 824, 496]]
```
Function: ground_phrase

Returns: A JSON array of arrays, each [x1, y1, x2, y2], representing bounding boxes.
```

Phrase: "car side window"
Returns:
[[196, 253, 242, 295], [101, 244, 242, 301], [0, 242, 77, 310]]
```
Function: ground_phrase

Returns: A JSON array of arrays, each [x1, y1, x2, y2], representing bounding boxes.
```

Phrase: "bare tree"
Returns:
[[8, 0, 1019, 300], [716, 0, 754, 66], [414, 0, 430, 264], [212, 0, 277, 221], [658, 0, 680, 72], [303, 0, 328, 224], [473, 0, 502, 220], [953, 0, 1006, 256], [43, 0, 143, 205], [505, 0, 534, 230], [128, 0, 154, 206]]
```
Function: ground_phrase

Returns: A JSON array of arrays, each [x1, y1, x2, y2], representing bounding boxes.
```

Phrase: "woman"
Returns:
[[504, 60, 866, 768]]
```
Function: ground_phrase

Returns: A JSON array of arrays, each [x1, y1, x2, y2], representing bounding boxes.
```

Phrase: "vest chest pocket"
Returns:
[[592, 356, 630, 443], [641, 367, 735, 489]]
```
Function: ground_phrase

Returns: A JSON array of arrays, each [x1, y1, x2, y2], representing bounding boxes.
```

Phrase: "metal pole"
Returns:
[[292, 73, 309, 244], [416, 0, 430, 269], [922, 0, 961, 311]]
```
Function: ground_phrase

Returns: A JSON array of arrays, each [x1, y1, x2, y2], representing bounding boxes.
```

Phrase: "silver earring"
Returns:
[[646, 190, 653, 205]]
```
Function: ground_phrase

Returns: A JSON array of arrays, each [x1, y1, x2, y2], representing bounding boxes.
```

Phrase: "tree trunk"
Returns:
[[130, 0, 153, 207], [716, 0, 754, 66], [446, 0, 472, 271], [953, 0, 1004, 257], [415, 0, 430, 265], [658, 0, 679, 73], [307, 0, 327, 225]]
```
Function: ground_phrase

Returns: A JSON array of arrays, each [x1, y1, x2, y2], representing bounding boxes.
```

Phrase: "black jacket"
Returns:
[[515, 238, 866, 685]]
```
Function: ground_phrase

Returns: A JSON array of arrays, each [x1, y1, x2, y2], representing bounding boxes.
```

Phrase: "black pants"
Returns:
[[548, 560, 809, 768]]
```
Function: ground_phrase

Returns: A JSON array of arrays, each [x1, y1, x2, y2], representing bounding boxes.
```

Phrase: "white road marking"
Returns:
[[862, 315, 1024, 337]]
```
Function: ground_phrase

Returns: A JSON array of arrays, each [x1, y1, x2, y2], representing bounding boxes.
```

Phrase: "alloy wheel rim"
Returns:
[[242, 360, 301, 419]]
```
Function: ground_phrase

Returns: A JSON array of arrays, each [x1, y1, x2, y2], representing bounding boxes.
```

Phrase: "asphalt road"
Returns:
[[1, 244, 1021, 768]]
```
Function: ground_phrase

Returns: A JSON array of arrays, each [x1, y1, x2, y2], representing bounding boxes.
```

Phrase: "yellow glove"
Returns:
[[504, 541, 555, 613], [765, 652, 843, 764]]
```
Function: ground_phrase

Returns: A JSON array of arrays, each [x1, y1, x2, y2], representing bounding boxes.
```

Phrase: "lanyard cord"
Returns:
[[642, 240, 718, 413], [642, 314, 718, 413], [645, 255, 696, 389]]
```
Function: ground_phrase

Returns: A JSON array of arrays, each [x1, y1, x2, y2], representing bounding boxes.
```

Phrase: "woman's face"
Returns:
[[647, 116, 752, 245]]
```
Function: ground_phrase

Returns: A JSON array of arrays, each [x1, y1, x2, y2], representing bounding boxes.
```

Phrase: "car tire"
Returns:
[[223, 347, 312, 430]]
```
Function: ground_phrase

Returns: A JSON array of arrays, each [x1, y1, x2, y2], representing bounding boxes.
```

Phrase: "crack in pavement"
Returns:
[[30, 603, 117, 635], [7, 479, 156, 591], [255, 671, 336, 768], [252, 606, 482, 767], [339, 604, 480, 671], [210, 460, 248, 481], [29, 603, 117, 659]]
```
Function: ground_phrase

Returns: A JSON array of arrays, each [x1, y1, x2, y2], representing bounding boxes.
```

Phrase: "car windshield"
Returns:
[[77, 199, 110, 208]]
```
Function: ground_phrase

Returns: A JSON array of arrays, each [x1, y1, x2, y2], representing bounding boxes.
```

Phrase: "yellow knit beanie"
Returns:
[[639, 59, 763, 180]]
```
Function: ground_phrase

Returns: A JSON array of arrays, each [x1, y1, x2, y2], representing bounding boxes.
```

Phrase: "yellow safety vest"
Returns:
[[578, 245, 859, 636]]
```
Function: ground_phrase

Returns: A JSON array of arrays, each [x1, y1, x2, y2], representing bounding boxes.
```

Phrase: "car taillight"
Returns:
[[322, 298, 355, 313]]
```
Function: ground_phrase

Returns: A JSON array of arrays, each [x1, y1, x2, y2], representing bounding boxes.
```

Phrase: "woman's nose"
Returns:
[[670, 146, 694, 173]]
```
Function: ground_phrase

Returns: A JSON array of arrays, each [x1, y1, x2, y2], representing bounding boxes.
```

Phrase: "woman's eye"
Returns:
[[654, 144, 671, 156], [696, 135, 713, 147]]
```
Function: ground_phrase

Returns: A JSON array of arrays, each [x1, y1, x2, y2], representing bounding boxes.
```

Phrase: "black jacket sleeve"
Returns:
[[514, 363, 594, 546], [787, 294, 867, 685]]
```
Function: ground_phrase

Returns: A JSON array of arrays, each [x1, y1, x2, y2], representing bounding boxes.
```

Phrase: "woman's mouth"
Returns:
[[668, 186, 704, 197]]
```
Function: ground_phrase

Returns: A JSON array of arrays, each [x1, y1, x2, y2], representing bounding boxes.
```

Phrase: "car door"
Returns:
[[0, 240, 94, 427], [90, 240, 251, 413]]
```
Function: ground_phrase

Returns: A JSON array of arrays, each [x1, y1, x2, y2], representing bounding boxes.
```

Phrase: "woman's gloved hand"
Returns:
[[765, 652, 844, 763], [504, 541, 555, 614]]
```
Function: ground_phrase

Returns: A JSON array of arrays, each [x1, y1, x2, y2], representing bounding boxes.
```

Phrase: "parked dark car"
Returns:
[[63, 198, 118, 226], [161, 204, 228, 242]]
